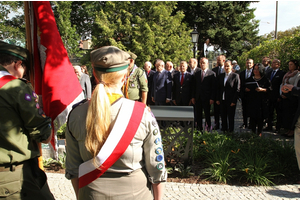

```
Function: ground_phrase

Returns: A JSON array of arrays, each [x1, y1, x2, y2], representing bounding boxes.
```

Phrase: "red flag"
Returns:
[[31, 1, 84, 151]]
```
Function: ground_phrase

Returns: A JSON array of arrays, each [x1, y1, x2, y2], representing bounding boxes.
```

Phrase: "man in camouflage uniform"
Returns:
[[122, 51, 148, 104], [0, 41, 54, 199]]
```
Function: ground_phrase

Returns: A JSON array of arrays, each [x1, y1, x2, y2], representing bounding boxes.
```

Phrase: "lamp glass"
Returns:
[[191, 31, 199, 43]]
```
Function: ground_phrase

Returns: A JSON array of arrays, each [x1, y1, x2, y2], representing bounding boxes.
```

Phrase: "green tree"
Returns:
[[70, 1, 99, 40], [70, 1, 193, 67], [259, 25, 300, 44], [51, 1, 83, 58], [0, 1, 25, 46], [237, 32, 300, 72], [0, 2, 84, 60], [175, 1, 259, 60]]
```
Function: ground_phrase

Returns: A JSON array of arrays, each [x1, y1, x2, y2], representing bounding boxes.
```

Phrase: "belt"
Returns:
[[0, 160, 29, 172]]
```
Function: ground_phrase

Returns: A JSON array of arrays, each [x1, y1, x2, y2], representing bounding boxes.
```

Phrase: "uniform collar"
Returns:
[[0, 65, 8, 72], [129, 64, 137, 72]]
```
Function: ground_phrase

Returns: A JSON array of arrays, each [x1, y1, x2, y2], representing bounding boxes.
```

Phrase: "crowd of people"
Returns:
[[74, 52, 300, 137], [141, 55, 300, 137], [2, 39, 300, 199]]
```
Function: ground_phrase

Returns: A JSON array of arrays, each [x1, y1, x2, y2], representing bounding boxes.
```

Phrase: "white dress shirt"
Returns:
[[223, 72, 231, 100]]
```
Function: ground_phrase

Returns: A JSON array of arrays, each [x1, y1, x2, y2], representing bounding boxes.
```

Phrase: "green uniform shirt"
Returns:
[[127, 65, 148, 101], [65, 98, 167, 184], [0, 67, 52, 165]]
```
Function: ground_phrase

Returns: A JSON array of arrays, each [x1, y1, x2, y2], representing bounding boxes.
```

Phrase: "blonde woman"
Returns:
[[65, 46, 166, 200]]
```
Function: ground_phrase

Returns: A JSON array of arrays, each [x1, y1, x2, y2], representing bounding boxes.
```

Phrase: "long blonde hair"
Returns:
[[85, 68, 127, 161]]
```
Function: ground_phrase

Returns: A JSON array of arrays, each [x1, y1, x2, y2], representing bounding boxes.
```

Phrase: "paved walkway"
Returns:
[[46, 172, 300, 200], [46, 101, 300, 199]]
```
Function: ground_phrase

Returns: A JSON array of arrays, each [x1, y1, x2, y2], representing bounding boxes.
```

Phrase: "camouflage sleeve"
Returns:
[[14, 80, 52, 142]]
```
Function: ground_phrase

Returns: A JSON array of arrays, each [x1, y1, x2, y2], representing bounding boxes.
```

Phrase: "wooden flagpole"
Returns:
[[24, 1, 44, 170]]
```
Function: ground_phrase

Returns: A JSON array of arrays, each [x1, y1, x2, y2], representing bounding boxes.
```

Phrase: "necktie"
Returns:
[[180, 73, 184, 85], [201, 70, 205, 82], [270, 70, 276, 80], [224, 74, 228, 86], [247, 70, 251, 79]]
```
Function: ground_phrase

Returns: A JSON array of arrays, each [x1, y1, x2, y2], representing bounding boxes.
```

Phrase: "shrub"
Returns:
[[43, 152, 66, 169], [236, 146, 278, 186], [201, 150, 236, 184], [237, 33, 300, 71], [193, 132, 297, 186], [57, 123, 67, 139]]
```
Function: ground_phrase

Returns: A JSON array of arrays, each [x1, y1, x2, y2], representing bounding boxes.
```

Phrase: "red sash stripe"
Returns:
[[78, 101, 145, 188], [0, 75, 17, 89]]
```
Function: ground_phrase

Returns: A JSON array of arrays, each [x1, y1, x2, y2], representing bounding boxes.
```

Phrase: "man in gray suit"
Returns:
[[74, 65, 92, 99]]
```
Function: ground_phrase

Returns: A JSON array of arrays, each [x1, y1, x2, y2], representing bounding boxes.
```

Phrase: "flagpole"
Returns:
[[24, 2, 34, 84], [24, 1, 44, 170]]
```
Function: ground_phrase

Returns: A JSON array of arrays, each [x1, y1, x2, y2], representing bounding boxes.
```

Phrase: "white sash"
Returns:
[[0, 71, 11, 78], [78, 99, 145, 188]]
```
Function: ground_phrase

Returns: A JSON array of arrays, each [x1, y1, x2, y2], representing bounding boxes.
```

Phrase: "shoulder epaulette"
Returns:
[[67, 98, 88, 139], [72, 99, 88, 109], [18, 78, 30, 84]]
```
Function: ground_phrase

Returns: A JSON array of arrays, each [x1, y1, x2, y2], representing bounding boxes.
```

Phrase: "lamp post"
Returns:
[[275, 1, 278, 39], [191, 25, 199, 58]]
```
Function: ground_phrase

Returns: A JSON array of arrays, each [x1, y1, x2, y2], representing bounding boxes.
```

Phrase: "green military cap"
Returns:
[[0, 41, 30, 63], [91, 46, 130, 73], [126, 51, 137, 60]]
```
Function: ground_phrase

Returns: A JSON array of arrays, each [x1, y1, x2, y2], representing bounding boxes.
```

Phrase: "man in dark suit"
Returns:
[[172, 61, 193, 106], [165, 61, 178, 78], [239, 58, 254, 128], [151, 59, 172, 105], [187, 58, 198, 75], [144, 61, 155, 106], [192, 57, 216, 131], [265, 59, 286, 132], [262, 56, 272, 74], [165, 61, 178, 106], [216, 60, 240, 133], [212, 55, 226, 130]]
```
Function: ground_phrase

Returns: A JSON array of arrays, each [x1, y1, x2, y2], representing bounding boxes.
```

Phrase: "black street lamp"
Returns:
[[190, 25, 199, 58]]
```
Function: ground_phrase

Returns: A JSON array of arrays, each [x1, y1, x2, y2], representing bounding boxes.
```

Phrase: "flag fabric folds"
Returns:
[[29, 1, 84, 152]]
